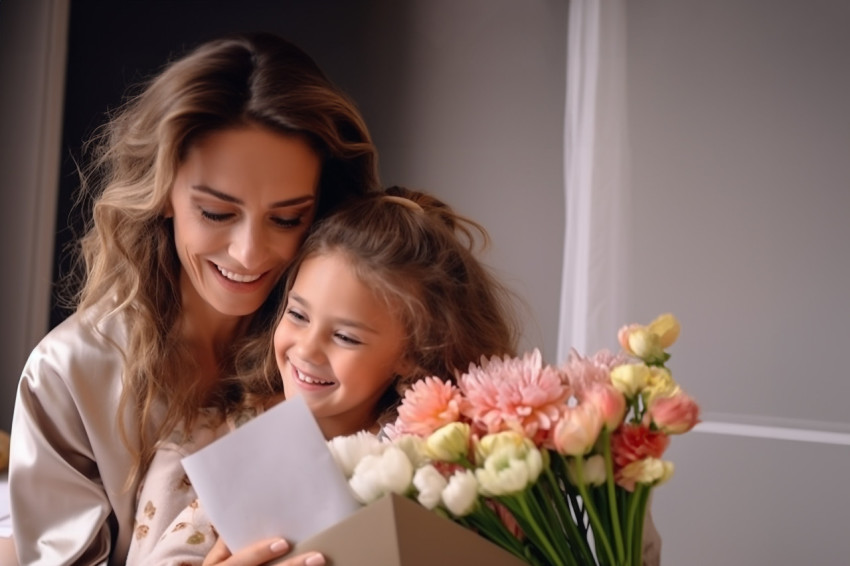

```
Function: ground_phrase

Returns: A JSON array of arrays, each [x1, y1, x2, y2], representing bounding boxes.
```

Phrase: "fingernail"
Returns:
[[305, 553, 326, 566], [269, 539, 290, 553]]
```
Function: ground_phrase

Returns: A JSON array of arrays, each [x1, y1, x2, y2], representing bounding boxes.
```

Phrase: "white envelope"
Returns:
[[182, 396, 361, 552]]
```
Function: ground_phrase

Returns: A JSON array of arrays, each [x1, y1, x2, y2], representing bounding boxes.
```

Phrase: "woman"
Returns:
[[8, 32, 378, 566]]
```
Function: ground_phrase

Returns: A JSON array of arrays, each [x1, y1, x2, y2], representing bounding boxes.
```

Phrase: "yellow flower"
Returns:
[[610, 363, 650, 398], [566, 454, 607, 487], [648, 313, 680, 349], [474, 430, 526, 463], [642, 367, 680, 405], [627, 329, 664, 363], [617, 457, 675, 491], [424, 422, 470, 462]]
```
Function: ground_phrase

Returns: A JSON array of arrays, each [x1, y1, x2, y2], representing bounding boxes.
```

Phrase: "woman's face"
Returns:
[[169, 125, 320, 321], [275, 252, 410, 439]]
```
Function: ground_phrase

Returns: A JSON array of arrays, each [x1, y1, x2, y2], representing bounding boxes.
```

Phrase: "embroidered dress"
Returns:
[[126, 408, 257, 565]]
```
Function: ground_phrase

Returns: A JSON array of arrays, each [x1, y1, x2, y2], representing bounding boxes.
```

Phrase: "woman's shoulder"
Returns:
[[20, 302, 130, 395]]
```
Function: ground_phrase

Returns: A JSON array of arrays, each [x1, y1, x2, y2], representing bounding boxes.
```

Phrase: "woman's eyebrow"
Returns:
[[191, 184, 316, 208]]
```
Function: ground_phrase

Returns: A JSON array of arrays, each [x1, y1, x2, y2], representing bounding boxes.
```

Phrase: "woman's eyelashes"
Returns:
[[200, 208, 233, 222], [198, 207, 304, 229]]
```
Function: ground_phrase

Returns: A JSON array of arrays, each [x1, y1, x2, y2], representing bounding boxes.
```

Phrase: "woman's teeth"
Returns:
[[217, 265, 261, 283]]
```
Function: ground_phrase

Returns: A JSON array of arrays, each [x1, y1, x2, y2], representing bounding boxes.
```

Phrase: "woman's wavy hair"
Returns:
[[67, 32, 379, 483], [238, 186, 521, 429]]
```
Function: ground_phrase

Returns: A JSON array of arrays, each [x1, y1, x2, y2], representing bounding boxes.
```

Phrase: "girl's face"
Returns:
[[275, 252, 410, 439], [169, 125, 320, 322]]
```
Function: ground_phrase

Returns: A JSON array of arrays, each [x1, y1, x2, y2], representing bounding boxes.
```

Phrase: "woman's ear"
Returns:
[[163, 202, 174, 219]]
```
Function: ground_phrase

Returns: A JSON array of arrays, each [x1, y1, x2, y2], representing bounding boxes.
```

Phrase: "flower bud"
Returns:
[[566, 454, 607, 487]]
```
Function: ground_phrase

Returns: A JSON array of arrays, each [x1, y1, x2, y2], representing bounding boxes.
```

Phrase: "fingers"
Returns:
[[202, 538, 233, 565], [202, 536, 326, 566]]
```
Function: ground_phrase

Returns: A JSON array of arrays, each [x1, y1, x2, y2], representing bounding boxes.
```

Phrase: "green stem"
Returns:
[[530, 482, 579, 566], [544, 466, 597, 566], [571, 455, 617, 566], [515, 493, 568, 566], [601, 431, 626, 564], [462, 504, 528, 561], [628, 486, 651, 566]]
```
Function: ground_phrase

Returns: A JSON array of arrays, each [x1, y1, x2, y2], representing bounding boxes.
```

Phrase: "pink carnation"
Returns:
[[610, 423, 670, 469], [393, 377, 463, 437], [562, 348, 631, 397], [459, 349, 570, 443]]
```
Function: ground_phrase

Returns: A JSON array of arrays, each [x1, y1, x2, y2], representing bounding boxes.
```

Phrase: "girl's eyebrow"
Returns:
[[191, 184, 316, 208], [289, 293, 379, 333]]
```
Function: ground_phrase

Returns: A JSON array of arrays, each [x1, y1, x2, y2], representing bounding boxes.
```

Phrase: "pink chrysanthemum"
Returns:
[[562, 347, 631, 397], [459, 349, 570, 443], [393, 376, 463, 437]]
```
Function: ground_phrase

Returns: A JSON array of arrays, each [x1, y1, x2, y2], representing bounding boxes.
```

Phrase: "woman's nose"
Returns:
[[229, 221, 268, 270]]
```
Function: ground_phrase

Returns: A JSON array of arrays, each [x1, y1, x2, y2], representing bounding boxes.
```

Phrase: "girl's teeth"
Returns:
[[217, 265, 261, 283], [297, 369, 333, 385]]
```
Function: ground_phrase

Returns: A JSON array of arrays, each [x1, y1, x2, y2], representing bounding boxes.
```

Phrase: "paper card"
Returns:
[[181, 396, 361, 552]]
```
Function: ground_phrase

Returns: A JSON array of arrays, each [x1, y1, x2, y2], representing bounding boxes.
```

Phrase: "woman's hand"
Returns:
[[202, 537, 325, 566]]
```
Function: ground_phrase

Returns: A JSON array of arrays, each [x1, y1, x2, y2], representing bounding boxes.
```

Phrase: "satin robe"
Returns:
[[9, 306, 150, 565]]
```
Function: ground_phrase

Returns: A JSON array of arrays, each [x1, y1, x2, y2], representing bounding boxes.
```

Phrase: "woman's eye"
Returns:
[[200, 209, 233, 223], [272, 215, 304, 229]]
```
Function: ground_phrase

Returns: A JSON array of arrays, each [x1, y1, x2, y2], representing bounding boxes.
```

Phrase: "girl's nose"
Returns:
[[295, 328, 325, 366]]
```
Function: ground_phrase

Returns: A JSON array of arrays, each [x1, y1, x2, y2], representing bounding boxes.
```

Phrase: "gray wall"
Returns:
[[626, 0, 850, 563], [0, 0, 68, 431]]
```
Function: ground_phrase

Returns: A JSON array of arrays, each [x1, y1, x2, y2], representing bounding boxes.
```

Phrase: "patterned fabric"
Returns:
[[126, 408, 257, 565]]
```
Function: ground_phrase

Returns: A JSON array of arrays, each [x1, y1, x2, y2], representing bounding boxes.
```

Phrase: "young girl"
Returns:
[[127, 186, 522, 564]]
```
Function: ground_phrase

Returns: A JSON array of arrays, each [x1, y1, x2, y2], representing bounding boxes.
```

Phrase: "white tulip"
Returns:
[[326, 431, 386, 478], [413, 465, 449, 509], [348, 445, 414, 504], [441, 469, 479, 517]]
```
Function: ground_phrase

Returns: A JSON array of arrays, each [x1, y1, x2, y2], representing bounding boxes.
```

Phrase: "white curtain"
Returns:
[[558, 0, 630, 361]]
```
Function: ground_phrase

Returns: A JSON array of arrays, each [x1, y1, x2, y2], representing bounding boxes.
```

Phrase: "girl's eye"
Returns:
[[335, 333, 363, 346], [285, 308, 308, 323], [200, 209, 233, 223], [272, 215, 304, 229]]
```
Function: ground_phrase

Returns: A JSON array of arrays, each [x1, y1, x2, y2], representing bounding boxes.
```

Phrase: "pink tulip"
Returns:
[[551, 405, 604, 456], [648, 392, 701, 434], [582, 383, 626, 432]]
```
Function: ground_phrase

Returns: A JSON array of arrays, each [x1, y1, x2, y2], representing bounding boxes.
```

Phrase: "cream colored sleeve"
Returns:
[[8, 310, 139, 566]]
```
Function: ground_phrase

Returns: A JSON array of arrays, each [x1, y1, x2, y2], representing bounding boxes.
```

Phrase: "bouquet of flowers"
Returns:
[[326, 314, 700, 566]]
